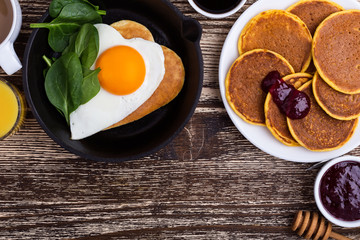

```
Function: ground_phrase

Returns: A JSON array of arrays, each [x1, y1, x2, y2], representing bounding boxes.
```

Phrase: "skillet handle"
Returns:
[[182, 18, 202, 43]]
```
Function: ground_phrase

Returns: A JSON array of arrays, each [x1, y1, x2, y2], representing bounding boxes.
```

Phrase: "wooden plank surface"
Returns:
[[0, 0, 360, 239]]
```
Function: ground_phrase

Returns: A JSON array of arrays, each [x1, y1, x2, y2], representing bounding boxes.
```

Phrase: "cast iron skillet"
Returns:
[[23, 0, 203, 162]]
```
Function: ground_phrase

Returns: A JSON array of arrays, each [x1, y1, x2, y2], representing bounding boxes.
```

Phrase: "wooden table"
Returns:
[[1, 0, 359, 239]]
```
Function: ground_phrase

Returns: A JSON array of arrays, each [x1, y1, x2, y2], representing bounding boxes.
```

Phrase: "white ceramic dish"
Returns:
[[0, 0, 22, 75], [314, 155, 360, 228], [218, 0, 360, 163], [187, 0, 247, 19]]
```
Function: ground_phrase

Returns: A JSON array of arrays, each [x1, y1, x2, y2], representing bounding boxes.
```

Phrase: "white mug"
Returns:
[[0, 0, 22, 75], [188, 0, 247, 19]]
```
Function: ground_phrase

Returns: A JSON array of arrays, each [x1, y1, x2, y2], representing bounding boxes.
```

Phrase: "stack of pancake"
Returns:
[[225, 0, 360, 151]]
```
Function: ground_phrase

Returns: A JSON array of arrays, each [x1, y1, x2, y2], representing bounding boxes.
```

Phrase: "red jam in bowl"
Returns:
[[320, 161, 360, 221]]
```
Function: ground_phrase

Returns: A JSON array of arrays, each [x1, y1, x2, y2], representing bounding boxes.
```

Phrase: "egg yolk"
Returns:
[[96, 45, 146, 95]]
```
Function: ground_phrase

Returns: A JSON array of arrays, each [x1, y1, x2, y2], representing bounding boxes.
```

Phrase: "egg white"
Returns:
[[69, 23, 165, 140]]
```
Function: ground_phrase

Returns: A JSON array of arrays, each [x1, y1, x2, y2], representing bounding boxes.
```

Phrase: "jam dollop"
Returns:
[[320, 161, 360, 221], [261, 71, 310, 119]]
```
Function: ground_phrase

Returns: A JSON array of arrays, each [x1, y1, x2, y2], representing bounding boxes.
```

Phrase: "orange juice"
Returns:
[[0, 79, 24, 139]]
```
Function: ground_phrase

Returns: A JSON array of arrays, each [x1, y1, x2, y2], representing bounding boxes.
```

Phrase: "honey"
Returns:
[[0, 79, 25, 139]]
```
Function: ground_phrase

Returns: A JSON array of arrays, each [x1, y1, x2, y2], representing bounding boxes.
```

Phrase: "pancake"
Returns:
[[313, 72, 360, 120], [287, 0, 344, 35], [108, 46, 185, 129], [265, 73, 312, 146], [238, 10, 312, 73], [287, 81, 358, 151], [107, 23, 185, 129], [313, 10, 360, 94], [225, 49, 294, 125], [110, 20, 155, 42]]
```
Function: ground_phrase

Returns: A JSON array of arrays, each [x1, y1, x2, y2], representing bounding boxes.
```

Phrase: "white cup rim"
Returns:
[[314, 155, 360, 228], [0, 0, 18, 48], [187, 0, 247, 19]]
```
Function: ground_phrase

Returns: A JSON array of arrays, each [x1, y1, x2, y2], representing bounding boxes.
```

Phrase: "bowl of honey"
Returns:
[[0, 78, 25, 140], [314, 155, 360, 228]]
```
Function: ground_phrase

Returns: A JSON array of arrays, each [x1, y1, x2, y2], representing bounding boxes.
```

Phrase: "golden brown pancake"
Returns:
[[108, 46, 185, 128], [313, 72, 360, 120], [313, 10, 360, 94], [238, 10, 312, 73], [284, 73, 313, 89], [110, 20, 155, 42], [225, 49, 295, 125], [287, 0, 343, 35], [265, 73, 312, 146], [107, 22, 185, 129], [287, 81, 358, 151]]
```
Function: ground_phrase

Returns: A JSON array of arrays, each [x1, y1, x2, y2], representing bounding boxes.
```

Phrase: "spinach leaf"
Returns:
[[82, 0, 99, 11], [31, 2, 103, 52], [45, 52, 83, 124], [49, 0, 105, 18], [48, 23, 80, 52], [75, 23, 99, 68], [63, 24, 99, 68], [42, 55, 54, 78], [49, 0, 83, 18], [31, 22, 80, 52], [81, 67, 101, 105], [52, 3, 102, 25], [69, 24, 101, 105], [62, 30, 78, 56]]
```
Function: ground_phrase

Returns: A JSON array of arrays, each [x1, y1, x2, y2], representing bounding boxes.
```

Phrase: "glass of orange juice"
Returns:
[[0, 78, 25, 140]]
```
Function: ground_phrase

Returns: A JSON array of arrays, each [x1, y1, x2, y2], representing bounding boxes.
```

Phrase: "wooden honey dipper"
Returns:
[[292, 211, 352, 240]]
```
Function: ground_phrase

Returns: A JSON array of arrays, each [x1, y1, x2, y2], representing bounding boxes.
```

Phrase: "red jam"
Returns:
[[320, 161, 360, 221], [261, 71, 310, 119]]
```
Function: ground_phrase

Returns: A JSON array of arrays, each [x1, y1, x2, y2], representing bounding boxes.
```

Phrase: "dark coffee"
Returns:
[[0, 0, 13, 43], [193, 0, 242, 14]]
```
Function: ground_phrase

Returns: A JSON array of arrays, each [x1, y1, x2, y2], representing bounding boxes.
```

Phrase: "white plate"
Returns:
[[219, 0, 360, 163]]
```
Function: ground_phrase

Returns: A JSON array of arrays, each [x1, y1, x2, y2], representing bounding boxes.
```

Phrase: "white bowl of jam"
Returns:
[[314, 155, 360, 228]]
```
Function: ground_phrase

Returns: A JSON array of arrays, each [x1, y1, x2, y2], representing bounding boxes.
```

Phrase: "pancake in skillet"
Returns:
[[265, 73, 312, 146], [238, 10, 312, 73], [225, 49, 294, 125], [313, 72, 360, 120], [110, 20, 155, 42], [287, 0, 344, 35], [107, 22, 185, 129], [313, 10, 360, 94], [287, 81, 358, 151]]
